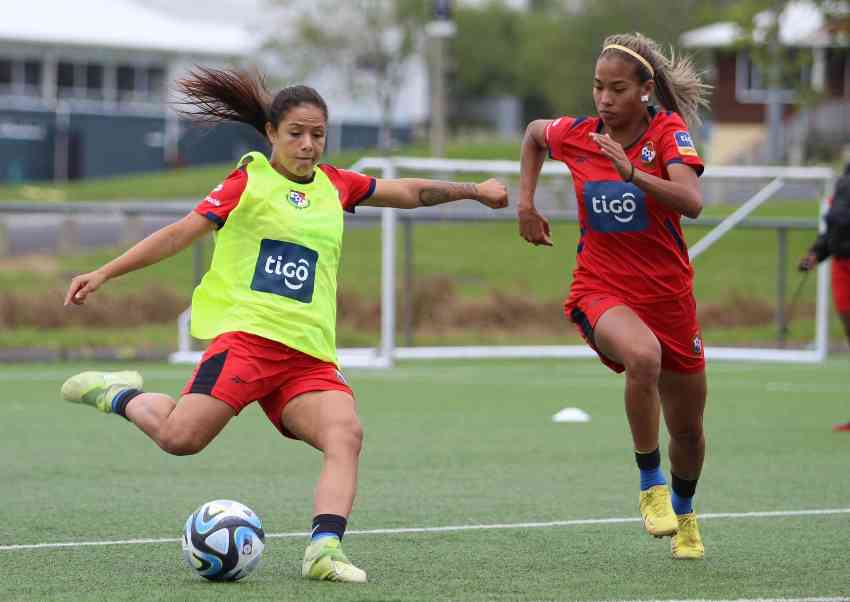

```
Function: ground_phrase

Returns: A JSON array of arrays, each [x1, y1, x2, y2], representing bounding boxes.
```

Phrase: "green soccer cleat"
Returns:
[[639, 485, 679, 538], [60, 371, 143, 414], [301, 537, 367, 583]]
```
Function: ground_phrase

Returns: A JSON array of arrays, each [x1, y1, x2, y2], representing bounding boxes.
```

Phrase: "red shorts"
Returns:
[[181, 331, 354, 438], [564, 289, 705, 374], [833, 258, 850, 313]]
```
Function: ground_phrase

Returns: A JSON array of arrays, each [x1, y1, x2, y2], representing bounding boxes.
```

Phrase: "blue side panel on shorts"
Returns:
[[569, 307, 596, 346], [189, 350, 228, 395]]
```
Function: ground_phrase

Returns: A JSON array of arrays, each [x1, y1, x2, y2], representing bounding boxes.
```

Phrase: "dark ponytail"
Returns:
[[176, 67, 329, 135]]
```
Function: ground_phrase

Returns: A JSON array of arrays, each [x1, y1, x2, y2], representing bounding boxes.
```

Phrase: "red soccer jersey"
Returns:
[[546, 108, 704, 301], [194, 163, 376, 227]]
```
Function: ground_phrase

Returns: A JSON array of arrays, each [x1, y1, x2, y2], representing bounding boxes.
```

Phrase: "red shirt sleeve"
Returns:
[[194, 167, 248, 228], [319, 164, 376, 213], [657, 112, 704, 176], [544, 116, 576, 162]]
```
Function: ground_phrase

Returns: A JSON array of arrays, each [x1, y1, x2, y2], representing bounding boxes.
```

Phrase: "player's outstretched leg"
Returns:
[[61, 371, 143, 414], [302, 534, 367, 583]]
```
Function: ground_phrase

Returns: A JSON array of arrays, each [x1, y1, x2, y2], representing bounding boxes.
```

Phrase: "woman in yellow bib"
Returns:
[[61, 67, 508, 583]]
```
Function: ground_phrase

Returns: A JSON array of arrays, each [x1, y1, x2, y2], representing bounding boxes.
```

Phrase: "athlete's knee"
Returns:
[[624, 343, 662, 383], [323, 416, 364, 457], [669, 423, 704, 448], [157, 423, 209, 456]]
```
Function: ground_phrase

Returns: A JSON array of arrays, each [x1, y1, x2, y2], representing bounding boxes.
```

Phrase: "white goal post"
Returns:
[[170, 158, 833, 368]]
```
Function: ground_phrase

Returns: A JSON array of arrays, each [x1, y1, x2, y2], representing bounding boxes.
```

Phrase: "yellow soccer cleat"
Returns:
[[302, 537, 367, 583], [60, 371, 143, 413], [671, 512, 704, 560], [639, 485, 678, 538]]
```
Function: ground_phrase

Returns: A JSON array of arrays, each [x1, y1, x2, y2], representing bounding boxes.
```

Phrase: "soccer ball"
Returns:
[[181, 499, 265, 581]]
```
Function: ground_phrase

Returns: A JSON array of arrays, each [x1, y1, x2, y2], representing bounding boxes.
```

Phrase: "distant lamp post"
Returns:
[[426, 0, 456, 158]]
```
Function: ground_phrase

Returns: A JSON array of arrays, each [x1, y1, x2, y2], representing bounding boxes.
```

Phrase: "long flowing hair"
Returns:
[[175, 67, 328, 135]]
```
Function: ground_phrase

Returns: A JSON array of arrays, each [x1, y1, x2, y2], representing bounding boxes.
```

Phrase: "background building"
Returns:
[[682, 1, 850, 164], [0, 0, 268, 183], [0, 0, 428, 184]]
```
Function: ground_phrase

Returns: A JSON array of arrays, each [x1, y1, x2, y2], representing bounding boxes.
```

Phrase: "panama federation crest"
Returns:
[[640, 140, 656, 164], [693, 335, 703, 355], [287, 190, 310, 209]]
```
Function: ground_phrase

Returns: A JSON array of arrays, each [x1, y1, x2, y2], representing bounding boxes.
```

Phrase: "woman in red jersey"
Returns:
[[518, 33, 711, 559], [799, 162, 850, 432]]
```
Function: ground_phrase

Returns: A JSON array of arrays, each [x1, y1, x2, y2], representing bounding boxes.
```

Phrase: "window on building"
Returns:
[[736, 50, 810, 103], [57, 61, 76, 97], [0, 57, 43, 97], [146, 66, 165, 101], [85, 63, 104, 99], [24, 61, 41, 91], [0, 59, 12, 89], [1, 59, 168, 104], [117, 65, 136, 102]]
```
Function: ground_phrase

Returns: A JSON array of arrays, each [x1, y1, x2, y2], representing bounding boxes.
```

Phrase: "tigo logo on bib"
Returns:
[[583, 181, 648, 233], [251, 239, 318, 303]]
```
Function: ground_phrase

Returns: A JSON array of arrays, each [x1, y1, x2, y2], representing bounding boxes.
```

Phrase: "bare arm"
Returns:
[[631, 162, 703, 219], [64, 212, 214, 306], [800, 232, 831, 271], [590, 132, 703, 219], [360, 178, 508, 210], [517, 119, 554, 246]]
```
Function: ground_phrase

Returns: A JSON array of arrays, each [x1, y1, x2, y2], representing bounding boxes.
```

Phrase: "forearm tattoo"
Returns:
[[418, 182, 478, 206]]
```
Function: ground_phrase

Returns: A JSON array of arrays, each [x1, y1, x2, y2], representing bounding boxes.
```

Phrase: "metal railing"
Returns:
[[0, 201, 822, 350]]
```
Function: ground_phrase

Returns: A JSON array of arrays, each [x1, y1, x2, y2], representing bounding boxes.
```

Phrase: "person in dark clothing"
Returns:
[[799, 163, 850, 432]]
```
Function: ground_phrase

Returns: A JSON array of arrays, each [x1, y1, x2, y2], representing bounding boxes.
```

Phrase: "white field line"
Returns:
[[2, 507, 848, 552], [603, 598, 848, 602], [766, 382, 850, 394], [3, 369, 845, 396]]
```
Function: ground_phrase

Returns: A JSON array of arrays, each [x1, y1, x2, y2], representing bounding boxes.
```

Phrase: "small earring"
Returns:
[[640, 94, 650, 103]]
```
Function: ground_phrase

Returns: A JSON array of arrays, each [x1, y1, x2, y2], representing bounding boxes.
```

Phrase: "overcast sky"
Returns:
[[138, 0, 535, 25], [138, 0, 268, 26]]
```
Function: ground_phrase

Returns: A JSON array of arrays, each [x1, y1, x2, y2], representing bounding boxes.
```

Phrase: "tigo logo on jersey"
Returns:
[[674, 131, 698, 157], [640, 141, 656, 164], [251, 239, 318, 303], [583, 181, 648, 233], [287, 190, 310, 209]]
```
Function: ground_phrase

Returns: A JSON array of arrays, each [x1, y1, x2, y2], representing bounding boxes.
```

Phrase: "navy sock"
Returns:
[[111, 388, 143, 420], [671, 473, 698, 515], [311, 514, 347, 542], [635, 448, 666, 491]]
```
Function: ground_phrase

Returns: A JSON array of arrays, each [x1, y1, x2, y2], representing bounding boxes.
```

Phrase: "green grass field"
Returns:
[[0, 136, 839, 351], [1, 214, 844, 351], [1, 358, 848, 601]]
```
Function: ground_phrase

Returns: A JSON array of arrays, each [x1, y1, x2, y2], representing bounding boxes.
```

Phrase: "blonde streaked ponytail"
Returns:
[[600, 33, 711, 127]]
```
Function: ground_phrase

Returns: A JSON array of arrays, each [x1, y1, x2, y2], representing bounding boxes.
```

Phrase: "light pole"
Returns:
[[426, 1, 456, 158]]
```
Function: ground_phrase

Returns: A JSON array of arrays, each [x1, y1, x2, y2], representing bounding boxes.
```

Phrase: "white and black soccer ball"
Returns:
[[181, 499, 265, 581]]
